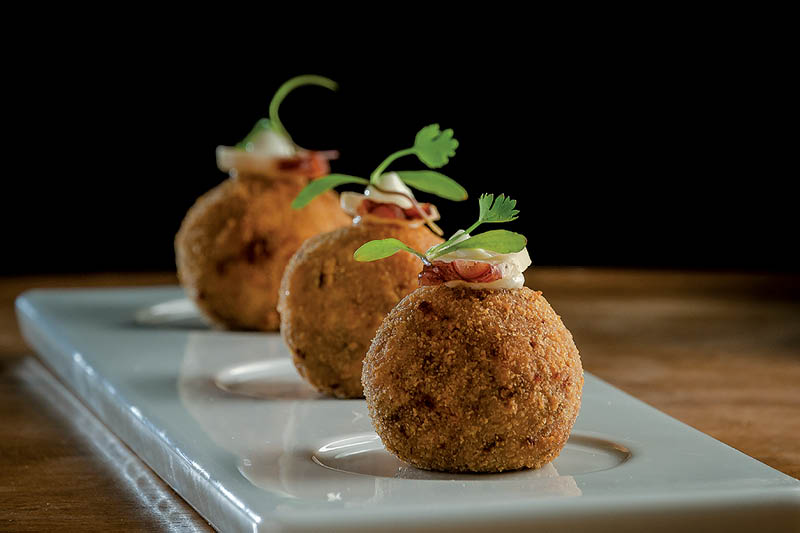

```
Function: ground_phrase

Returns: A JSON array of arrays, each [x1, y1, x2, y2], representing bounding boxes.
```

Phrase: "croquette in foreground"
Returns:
[[175, 173, 350, 331], [362, 285, 583, 472], [278, 222, 443, 398]]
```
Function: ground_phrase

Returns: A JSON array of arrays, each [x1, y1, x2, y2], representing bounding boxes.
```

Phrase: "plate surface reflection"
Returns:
[[178, 331, 635, 504]]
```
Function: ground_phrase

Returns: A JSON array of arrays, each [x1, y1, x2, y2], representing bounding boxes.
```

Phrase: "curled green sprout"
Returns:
[[236, 74, 337, 150]]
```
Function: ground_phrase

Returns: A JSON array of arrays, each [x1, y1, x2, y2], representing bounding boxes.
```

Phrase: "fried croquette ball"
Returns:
[[362, 285, 584, 473], [175, 173, 350, 331], [278, 222, 443, 398]]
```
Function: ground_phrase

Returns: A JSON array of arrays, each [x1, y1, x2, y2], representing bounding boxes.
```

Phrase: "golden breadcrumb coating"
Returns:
[[362, 286, 583, 472], [278, 222, 443, 398], [175, 173, 350, 331]]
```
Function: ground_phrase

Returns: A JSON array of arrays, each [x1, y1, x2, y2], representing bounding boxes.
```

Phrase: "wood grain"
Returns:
[[1, 273, 213, 532], [527, 269, 800, 480], [1, 270, 798, 531]]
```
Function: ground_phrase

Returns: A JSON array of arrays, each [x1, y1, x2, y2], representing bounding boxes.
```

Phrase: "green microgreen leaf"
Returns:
[[439, 230, 527, 255], [462, 193, 519, 235], [353, 239, 428, 263], [292, 174, 368, 209], [393, 171, 468, 202], [369, 124, 460, 183], [477, 193, 519, 225], [413, 124, 459, 168], [354, 193, 528, 271], [426, 193, 521, 259], [295, 124, 463, 212]]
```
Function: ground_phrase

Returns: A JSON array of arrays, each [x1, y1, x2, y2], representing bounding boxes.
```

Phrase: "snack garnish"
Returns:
[[354, 194, 531, 288], [291, 124, 467, 235], [216, 74, 338, 175]]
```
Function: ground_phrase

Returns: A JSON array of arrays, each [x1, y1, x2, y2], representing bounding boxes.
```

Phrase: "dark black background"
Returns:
[[4, 35, 795, 275]]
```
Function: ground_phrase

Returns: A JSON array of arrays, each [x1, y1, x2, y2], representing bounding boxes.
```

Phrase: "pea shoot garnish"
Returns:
[[235, 74, 338, 150], [354, 194, 526, 265], [291, 125, 467, 234]]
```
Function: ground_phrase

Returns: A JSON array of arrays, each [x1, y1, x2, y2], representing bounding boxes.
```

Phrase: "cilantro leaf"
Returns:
[[369, 124, 460, 182], [393, 171, 468, 201], [412, 124, 459, 168], [355, 230, 525, 264], [426, 193, 521, 258], [353, 238, 428, 263], [477, 193, 519, 225], [297, 124, 464, 214], [292, 174, 369, 209], [440, 230, 527, 255], [354, 193, 528, 271]]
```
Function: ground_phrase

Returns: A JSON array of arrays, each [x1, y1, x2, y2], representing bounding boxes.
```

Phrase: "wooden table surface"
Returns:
[[1, 269, 798, 531]]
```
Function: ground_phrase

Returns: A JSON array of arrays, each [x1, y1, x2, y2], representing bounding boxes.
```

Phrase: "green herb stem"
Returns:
[[370, 148, 415, 182], [463, 220, 484, 236], [426, 225, 481, 260], [427, 240, 459, 260], [269, 75, 337, 143]]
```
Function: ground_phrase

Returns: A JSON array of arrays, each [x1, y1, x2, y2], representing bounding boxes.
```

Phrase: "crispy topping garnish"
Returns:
[[361, 199, 436, 220], [273, 150, 336, 179], [418, 260, 502, 286]]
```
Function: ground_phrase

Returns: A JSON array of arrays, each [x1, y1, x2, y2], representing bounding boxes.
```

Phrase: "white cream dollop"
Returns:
[[339, 191, 366, 215], [364, 172, 416, 209], [434, 230, 532, 289], [216, 129, 297, 172], [339, 172, 441, 225], [241, 129, 297, 158]]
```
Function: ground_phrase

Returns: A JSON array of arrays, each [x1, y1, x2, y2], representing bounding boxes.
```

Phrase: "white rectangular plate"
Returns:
[[16, 287, 800, 532]]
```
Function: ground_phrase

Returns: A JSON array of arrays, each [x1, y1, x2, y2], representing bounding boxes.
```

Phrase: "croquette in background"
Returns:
[[175, 75, 350, 331], [176, 174, 349, 330], [278, 124, 465, 397], [279, 222, 442, 397]]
